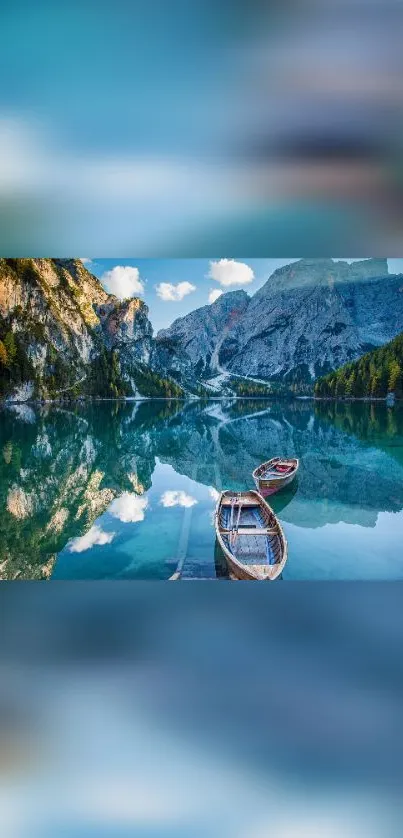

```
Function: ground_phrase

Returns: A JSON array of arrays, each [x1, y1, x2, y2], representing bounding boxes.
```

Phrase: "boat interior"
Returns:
[[259, 460, 296, 479], [218, 495, 282, 568]]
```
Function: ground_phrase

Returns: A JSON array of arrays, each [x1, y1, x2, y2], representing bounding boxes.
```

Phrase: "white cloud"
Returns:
[[69, 524, 115, 553], [208, 259, 254, 287], [101, 265, 144, 299], [108, 492, 148, 523], [160, 491, 198, 508], [80, 258, 93, 265], [208, 288, 223, 304], [156, 281, 196, 302]]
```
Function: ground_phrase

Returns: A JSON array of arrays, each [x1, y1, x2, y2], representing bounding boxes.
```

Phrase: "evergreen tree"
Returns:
[[316, 330, 403, 399], [388, 360, 401, 392], [345, 372, 355, 397], [4, 331, 17, 366], [370, 372, 381, 397], [0, 339, 7, 367]]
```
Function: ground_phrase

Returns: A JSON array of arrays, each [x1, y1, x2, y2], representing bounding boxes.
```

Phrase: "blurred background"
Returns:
[[1, 583, 403, 838], [2, 0, 403, 253]]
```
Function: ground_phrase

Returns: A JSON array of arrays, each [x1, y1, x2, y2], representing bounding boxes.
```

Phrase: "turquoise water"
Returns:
[[1, 398, 403, 579]]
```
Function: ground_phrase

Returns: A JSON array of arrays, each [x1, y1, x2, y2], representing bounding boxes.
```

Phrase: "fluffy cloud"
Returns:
[[160, 491, 198, 508], [80, 258, 93, 265], [108, 492, 148, 523], [69, 524, 115, 553], [208, 259, 254, 287], [101, 265, 144, 299], [208, 289, 223, 304], [156, 281, 196, 302]]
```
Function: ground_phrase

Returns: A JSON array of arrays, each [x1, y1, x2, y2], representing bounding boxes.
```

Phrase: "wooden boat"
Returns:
[[253, 457, 299, 496], [215, 490, 287, 580]]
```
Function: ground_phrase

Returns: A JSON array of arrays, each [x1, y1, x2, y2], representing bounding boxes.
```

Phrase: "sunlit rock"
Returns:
[[6, 485, 34, 519]]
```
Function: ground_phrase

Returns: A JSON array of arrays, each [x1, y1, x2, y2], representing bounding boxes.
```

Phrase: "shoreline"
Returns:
[[2, 394, 298, 406], [1, 394, 400, 407], [313, 396, 399, 403]]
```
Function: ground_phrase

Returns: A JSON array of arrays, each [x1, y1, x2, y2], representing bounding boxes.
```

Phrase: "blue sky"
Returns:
[[86, 259, 295, 332], [85, 258, 403, 333]]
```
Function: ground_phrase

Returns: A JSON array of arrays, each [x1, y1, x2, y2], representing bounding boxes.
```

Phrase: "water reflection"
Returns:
[[1, 398, 403, 579]]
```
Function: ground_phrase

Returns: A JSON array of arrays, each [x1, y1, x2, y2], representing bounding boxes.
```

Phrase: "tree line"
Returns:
[[0, 327, 36, 396], [231, 379, 273, 397], [0, 321, 184, 400], [315, 332, 403, 399]]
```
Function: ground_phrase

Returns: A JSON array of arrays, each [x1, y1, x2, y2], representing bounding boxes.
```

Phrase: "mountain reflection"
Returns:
[[1, 398, 403, 579]]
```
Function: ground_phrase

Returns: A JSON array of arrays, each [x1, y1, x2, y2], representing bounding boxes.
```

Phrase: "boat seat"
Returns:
[[236, 528, 277, 535], [221, 526, 278, 535], [221, 500, 258, 507]]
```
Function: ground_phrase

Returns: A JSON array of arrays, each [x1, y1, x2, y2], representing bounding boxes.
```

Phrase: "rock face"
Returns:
[[0, 258, 175, 400], [157, 259, 403, 388], [155, 290, 250, 384], [96, 296, 154, 389]]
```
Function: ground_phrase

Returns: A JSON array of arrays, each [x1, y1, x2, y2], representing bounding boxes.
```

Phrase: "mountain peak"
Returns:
[[343, 258, 389, 279], [211, 288, 250, 309], [256, 257, 390, 298]]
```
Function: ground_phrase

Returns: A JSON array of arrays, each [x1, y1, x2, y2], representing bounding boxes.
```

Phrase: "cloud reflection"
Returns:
[[68, 524, 115, 553], [108, 492, 149, 523], [160, 491, 198, 508]]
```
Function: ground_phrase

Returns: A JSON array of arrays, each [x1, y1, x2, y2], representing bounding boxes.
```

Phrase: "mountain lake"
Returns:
[[1, 398, 403, 580]]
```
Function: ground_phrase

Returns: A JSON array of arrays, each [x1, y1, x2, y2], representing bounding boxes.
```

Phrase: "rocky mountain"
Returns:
[[156, 290, 250, 384], [156, 258, 403, 390], [2, 257, 403, 401], [0, 258, 182, 400]]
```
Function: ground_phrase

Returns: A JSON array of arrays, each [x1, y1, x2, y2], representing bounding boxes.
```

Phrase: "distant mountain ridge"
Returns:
[[156, 258, 403, 389], [1, 257, 403, 400]]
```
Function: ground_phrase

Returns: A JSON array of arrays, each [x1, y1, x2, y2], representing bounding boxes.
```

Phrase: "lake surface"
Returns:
[[1, 398, 403, 580]]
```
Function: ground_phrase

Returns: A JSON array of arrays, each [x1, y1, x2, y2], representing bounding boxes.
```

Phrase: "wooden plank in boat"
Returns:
[[221, 499, 258, 507], [235, 527, 277, 535]]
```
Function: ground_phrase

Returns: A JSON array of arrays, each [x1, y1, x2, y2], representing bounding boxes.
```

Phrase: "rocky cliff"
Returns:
[[157, 258, 403, 390], [156, 290, 250, 385], [0, 258, 182, 400]]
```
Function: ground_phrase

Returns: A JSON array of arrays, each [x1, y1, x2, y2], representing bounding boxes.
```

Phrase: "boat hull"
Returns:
[[253, 457, 299, 497], [215, 490, 287, 581], [224, 551, 284, 581], [255, 470, 297, 497]]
